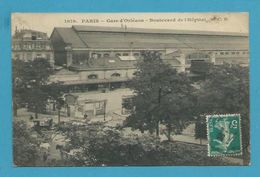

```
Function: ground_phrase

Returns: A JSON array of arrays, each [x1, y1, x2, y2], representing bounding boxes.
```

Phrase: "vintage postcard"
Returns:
[[12, 13, 249, 166]]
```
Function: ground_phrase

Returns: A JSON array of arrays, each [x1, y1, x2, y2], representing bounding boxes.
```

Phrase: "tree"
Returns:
[[13, 121, 39, 166], [197, 64, 249, 164], [124, 51, 196, 140], [43, 82, 65, 124], [194, 115, 207, 144], [12, 58, 54, 118], [12, 60, 28, 116], [57, 122, 237, 166], [56, 97, 65, 124]]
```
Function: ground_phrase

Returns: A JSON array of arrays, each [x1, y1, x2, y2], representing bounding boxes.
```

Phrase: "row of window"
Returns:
[[14, 53, 51, 60], [215, 59, 248, 65], [12, 43, 51, 50], [90, 51, 248, 59], [210, 51, 249, 55], [91, 52, 140, 58], [186, 53, 210, 59], [87, 73, 121, 79]]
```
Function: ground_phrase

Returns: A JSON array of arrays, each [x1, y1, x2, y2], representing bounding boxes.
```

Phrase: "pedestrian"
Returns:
[[29, 115, 34, 121], [43, 152, 48, 162], [84, 113, 88, 120], [60, 148, 64, 160]]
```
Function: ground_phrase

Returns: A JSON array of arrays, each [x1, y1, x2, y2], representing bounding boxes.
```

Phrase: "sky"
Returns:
[[12, 13, 248, 36]]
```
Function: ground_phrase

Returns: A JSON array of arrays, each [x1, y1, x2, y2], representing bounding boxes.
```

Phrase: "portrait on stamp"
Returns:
[[12, 13, 249, 166]]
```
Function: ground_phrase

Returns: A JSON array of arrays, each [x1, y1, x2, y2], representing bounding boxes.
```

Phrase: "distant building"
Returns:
[[12, 28, 54, 67], [49, 25, 249, 91], [46, 93, 107, 119], [75, 99, 107, 119]]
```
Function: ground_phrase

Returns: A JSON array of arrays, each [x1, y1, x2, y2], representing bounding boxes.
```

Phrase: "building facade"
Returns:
[[50, 25, 249, 90], [12, 29, 54, 67]]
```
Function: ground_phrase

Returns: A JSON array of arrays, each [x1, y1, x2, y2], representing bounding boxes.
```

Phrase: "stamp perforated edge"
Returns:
[[206, 113, 243, 157]]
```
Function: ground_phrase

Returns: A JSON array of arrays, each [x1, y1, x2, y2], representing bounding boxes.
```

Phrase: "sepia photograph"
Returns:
[[12, 13, 250, 166]]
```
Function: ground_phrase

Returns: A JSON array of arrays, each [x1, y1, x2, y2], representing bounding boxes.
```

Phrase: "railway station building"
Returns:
[[50, 25, 249, 91]]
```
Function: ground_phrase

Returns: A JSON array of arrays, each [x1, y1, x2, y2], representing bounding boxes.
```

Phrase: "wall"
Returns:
[[49, 73, 80, 82], [183, 49, 249, 67], [50, 68, 136, 83], [12, 50, 54, 67], [50, 29, 68, 66], [79, 68, 136, 80]]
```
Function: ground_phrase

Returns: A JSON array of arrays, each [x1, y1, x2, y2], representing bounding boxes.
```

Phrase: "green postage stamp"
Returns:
[[207, 114, 242, 156]]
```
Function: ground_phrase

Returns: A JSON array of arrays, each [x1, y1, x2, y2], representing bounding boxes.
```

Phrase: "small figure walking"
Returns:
[[84, 113, 88, 120], [43, 152, 48, 162], [83, 113, 89, 123], [29, 115, 34, 121]]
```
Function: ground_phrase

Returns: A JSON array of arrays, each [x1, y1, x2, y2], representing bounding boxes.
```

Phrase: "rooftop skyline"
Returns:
[[12, 13, 248, 36]]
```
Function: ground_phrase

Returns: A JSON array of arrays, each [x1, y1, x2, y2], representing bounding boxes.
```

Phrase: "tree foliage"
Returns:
[[197, 64, 249, 114], [195, 64, 249, 164], [124, 51, 196, 139], [13, 59, 28, 115], [13, 121, 39, 166], [57, 122, 238, 166], [12, 58, 63, 118], [194, 118, 207, 139]]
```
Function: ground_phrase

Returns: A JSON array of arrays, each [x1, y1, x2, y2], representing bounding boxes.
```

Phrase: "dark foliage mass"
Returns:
[[195, 64, 249, 164], [13, 58, 63, 119], [124, 51, 196, 140], [56, 122, 236, 166], [13, 121, 39, 166]]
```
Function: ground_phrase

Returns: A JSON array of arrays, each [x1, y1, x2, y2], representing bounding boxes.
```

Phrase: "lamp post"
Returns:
[[103, 100, 107, 121], [156, 87, 162, 137]]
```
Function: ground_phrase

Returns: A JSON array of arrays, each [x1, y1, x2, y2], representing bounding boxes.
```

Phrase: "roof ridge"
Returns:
[[72, 25, 248, 36], [50, 26, 248, 50], [52, 27, 88, 48]]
